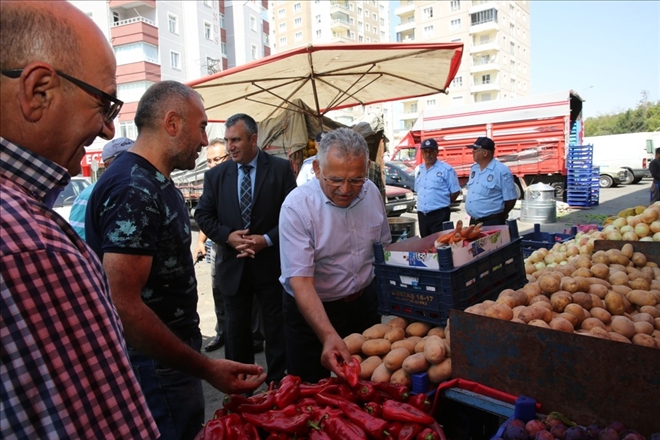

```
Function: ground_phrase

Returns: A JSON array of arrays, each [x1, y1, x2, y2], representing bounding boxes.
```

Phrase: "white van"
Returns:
[[584, 132, 659, 184]]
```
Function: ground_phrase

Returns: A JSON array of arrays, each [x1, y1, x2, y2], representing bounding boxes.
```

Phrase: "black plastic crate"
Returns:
[[374, 238, 526, 326], [520, 224, 576, 257]]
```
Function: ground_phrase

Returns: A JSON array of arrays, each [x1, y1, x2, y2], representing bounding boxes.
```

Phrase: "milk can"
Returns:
[[520, 183, 557, 223]]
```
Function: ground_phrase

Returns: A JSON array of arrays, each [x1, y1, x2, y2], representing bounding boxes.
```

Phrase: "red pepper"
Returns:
[[317, 377, 338, 386], [312, 406, 344, 424], [242, 411, 311, 434], [275, 375, 302, 409], [310, 429, 333, 440], [212, 408, 228, 419], [300, 382, 334, 397], [382, 400, 435, 425], [335, 383, 357, 402], [242, 422, 259, 440], [265, 433, 288, 440], [221, 414, 244, 440], [222, 393, 251, 412], [323, 416, 368, 440], [342, 357, 360, 388], [337, 399, 389, 439], [409, 393, 432, 414], [200, 418, 226, 440], [364, 401, 383, 418], [399, 423, 423, 440], [374, 382, 410, 402], [416, 427, 441, 440], [386, 421, 403, 437], [355, 380, 379, 403], [237, 391, 276, 413], [315, 392, 350, 408]]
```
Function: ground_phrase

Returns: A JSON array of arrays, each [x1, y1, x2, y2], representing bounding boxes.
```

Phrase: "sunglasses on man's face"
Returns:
[[2, 68, 123, 123]]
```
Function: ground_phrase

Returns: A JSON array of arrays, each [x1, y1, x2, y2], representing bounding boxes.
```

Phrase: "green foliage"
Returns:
[[584, 90, 660, 136]]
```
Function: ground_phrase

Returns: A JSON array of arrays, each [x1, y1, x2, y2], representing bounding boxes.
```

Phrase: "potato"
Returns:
[[609, 272, 630, 286], [620, 243, 634, 258], [402, 352, 430, 374], [485, 303, 514, 321], [495, 295, 516, 309], [572, 292, 593, 310], [442, 337, 451, 358], [605, 291, 626, 315], [427, 327, 445, 338], [423, 335, 447, 364], [558, 312, 579, 327], [611, 316, 636, 339], [391, 336, 420, 353], [521, 283, 542, 302], [631, 251, 648, 267], [590, 263, 610, 280], [528, 319, 551, 329], [549, 317, 574, 332], [359, 356, 383, 380], [518, 306, 551, 324], [611, 285, 632, 296], [564, 303, 587, 325], [531, 300, 553, 313], [588, 283, 609, 299], [344, 333, 366, 354], [383, 327, 406, 343], [529, 295, 551, 305], [361, 338, 392, 356], [371, 362, 393, 383], [414, 338, 426, 353], [512, 305, 526, 319], [591, 251, 610, 265], [589, 307, 612, 325], [581, 317, 606, 331], [586, 277, 612, 289], [387, 316, 408, 329], [427, 358, 452, 383], [630, 278, 651, 291], [574, 255, 592, 269], [538, 274, 561, 294], [632, 333, 658, 348], [627, 290, 657, 307], [634, 321, 654, 335], [406, 322, 431, 337], [560, 277, 580, 293], [363, 323, 390, 340], [608, 332, 632, 344], [390, 368, 412, 386], [511, 317, 526, 324], [351, 354, 363, 363], [631, 312, 655, 325], [589, 327, 611, 339], [656, 318, 660, 331], [640, 306, 660, 319], [550, 292, 573, 313], [380, 347, 409, 371]]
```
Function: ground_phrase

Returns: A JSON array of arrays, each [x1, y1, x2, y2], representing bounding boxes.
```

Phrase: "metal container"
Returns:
[[520, 183, 556, 223], [387, 217, 417, 242]]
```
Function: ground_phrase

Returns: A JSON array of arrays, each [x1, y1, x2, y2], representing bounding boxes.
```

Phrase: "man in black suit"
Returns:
[[195, 113, 296, 384]]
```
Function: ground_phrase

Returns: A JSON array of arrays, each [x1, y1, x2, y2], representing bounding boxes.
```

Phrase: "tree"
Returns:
[[584, 91, 660, 136]]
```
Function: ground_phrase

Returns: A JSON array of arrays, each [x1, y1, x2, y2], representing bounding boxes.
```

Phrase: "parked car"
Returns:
[[385, 161, 416, 191], [297, 156, 416, 217], [52, 177, 91, 220], [598, 166, 628, 188]]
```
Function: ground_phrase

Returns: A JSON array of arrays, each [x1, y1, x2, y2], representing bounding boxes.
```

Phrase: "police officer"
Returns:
[[465, 137, 518, 226], [415, 138, 461, 237]]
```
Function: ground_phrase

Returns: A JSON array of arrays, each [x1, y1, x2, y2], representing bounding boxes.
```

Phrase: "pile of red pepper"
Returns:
[[195, 359, 446, 440]]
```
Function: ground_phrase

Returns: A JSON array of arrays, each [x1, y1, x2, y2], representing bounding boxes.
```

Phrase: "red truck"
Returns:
[[390, 90, 584, 198]]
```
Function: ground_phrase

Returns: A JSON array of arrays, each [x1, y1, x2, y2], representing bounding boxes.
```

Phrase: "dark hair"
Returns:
[[0, 3, 80, 79], [134, 81, 200, 133], [226, 113, 258, 138], [656, 147, 660, 155]]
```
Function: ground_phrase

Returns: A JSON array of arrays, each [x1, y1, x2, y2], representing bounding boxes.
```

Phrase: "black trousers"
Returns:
[[222, 261, 286, 384], [469, 212, 507, 226], [283, 278, 381, 383], [417, 207, 451, 237]]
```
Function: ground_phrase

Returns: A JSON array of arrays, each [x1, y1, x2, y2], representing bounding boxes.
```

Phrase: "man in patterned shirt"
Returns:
[[86, 81, 266, 440], [0, 1, 158, 438]]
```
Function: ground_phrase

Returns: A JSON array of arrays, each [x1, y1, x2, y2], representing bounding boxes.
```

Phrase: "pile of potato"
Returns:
[[344, 317, 452, 388], [467, 243, 660, 348]]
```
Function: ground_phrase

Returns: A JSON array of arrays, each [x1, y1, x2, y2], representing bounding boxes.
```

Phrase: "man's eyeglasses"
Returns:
[[320, 170, 367, 188], [207, 154, 229, 165], [2, 68, 123, 123]]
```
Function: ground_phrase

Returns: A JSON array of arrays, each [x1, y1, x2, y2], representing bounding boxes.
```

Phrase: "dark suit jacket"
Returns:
[[195, 150, 297, 296]]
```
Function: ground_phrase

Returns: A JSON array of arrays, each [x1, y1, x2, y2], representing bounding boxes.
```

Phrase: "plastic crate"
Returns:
[[374, 238, 526, 326], [521, 224, 576, 257]]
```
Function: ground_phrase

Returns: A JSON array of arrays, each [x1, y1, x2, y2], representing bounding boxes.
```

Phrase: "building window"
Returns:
[[315, 14, 321, 24], [170, 51, 180, 69], [203, 0, 212, 6], [511, 78, 516, 89], [471, 8, 497, 26], [293, 3, 301, 12], [221, 42, 227, 54], [366, 24, 370, 31], [510, 60, 515, 71], [119, 121, 137, 140], [358, 7, 362, 14], [451, 76, 462, 87], [424, 25, 434, 36], [481, 74, 491, 85], [118, 80, 155, 103], [423, 7, 433, 18], [510, 42, 515, 54], [206, 57, 219, 75], [295, 31, 303, 41], [349, 3, 354, 10], [251, 44, 258, 59], [450, 19, 461, 31], [364, 9, 369, 17], [219, 13, 225, 29], [481, 93, 491, 102], [250, 16, 257, 31], [426, 99, 436, 107], [278, 8, 285, 17], [295, 17, 302, 27], [410, 103, 418, 113], [366, 37, 370, 42], [372, 13, 376, 20], [279, 22, 286, 31], [204, 22, 212, 40], [115, 42, 159, 65], [380, 18, 385, 26], [316, 29, 321, 38], [168, 14, 178, 34], [349, 31, 355, 39], [373, 26, 378, 34], [279, 36, 287, 46], [450, 1, 460, 12], [451, 38, 462, 42], [359, 35, 364, 42], [112, 11, 119, 23]]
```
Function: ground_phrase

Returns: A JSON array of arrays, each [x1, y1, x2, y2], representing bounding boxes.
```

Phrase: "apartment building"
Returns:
[[394, 0, 531, 136], [269, 1, 391, 130], [69, 0, 269, 175]]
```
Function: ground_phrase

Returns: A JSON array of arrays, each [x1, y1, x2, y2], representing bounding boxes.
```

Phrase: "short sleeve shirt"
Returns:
[[86, 152, 199, 339], [465, 158, 517, 218], [415, 160, 461, 213]]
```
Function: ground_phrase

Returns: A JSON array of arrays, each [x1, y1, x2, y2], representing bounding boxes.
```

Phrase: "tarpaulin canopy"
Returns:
[[188, 42, 463, 122]]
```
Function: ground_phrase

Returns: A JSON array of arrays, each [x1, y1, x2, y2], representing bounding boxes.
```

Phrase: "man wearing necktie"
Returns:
[[195, 113, 296, 384]]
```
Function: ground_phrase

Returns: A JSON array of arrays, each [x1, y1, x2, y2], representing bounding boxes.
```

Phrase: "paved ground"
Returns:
[[192, 178, 654, 420]]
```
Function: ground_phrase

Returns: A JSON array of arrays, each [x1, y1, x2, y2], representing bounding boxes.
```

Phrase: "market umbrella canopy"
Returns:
[[188, 42, 463, 122]]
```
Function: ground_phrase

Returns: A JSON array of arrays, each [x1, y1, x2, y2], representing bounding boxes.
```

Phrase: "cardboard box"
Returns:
[[382, 225, 511, 270]]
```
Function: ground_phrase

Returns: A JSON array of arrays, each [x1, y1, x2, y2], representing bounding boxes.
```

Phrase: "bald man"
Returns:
[[1, 1, 158, 438]]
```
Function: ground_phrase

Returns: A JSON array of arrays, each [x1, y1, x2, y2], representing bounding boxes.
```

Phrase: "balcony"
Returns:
[[109, 0, 156, 8], [471, 57, 500, 73], [395, 19, 415, 34], [116, 61, 161, 84], [331, 34, 353, 43], [111, 16, 158, 46], [469, 1, 497, 14], [330, 1, 349, 12], [471, 81, 501, 93], [469, 20, 499, 35], [331, 18, 351, 30], [396, 32, 415, 42], [395, 1, 415, 17], [470, 40, 499, 54]]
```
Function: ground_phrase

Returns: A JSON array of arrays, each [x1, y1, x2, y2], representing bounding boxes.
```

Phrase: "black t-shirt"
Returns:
[[86, 152, 199, 338]]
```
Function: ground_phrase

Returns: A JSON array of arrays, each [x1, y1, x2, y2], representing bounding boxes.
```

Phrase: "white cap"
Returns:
[[101, 137, 134, 162]]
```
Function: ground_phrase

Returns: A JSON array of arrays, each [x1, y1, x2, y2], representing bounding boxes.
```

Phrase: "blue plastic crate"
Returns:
[[373, 238, 526, 326], [521, 224, 576, 257]]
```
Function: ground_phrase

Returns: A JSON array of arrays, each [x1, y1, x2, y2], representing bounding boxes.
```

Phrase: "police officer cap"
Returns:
[[421, 138, 439, 149], [467, 136, 495, 151], [102, 137, 134, 162]]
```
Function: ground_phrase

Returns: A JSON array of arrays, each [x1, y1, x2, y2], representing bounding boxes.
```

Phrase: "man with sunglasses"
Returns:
[[279, 128, 391, 383], [0, 1, 158, 438]]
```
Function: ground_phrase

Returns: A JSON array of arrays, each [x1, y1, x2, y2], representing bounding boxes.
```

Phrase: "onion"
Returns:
[[635, 222, 651, 238], [534, 261, 547, 271], [591, 231, 605, 240], [544, 254, 556, 264], [613, 217, 628, 228], [586, 237, 597, 251], [654, 232, 660, 242], [605, 230, 622, 241], [619, 225, 633, 234], [641, 208, 659, 224], [651, 220, 660, 233], [622, 231, 638, 241], [640, 236, 654, 242], [627, 215, 641, 227], [603, 224, 617, 234]]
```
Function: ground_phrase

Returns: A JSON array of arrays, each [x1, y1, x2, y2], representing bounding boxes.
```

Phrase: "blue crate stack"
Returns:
[[566, 144, 598, 207]]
